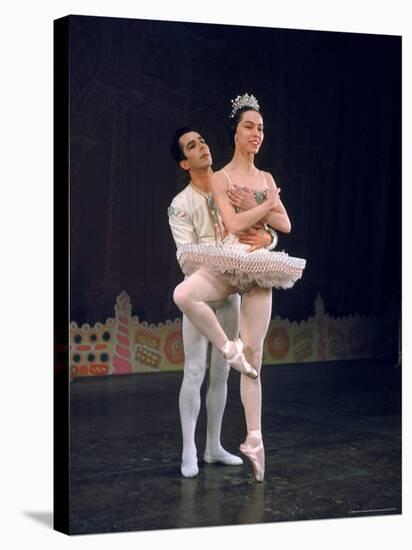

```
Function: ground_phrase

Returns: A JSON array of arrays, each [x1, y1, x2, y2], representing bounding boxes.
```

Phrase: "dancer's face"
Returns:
[[178, 131, 212, 172], [235, 110, 264, 154]]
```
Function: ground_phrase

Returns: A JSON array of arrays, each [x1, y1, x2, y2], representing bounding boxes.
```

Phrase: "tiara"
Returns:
[[229, 93, 260, 118]]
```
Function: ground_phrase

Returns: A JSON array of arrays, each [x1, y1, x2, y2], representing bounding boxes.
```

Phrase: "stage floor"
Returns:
[[68, 358, 401, 535]]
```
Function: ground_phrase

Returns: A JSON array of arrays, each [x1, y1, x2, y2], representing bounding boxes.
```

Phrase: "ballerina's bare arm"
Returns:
[[210, 171, 277, 234], [260, 173, 291, 233]]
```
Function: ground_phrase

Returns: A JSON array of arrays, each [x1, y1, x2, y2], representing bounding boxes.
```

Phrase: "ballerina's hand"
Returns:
[[265, 186, 281, 209], [237, 226, 271, 252], [227, 183, 256, 210]]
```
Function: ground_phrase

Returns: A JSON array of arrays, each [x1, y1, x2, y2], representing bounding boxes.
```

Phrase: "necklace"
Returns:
[[190, 182, 225, 244]]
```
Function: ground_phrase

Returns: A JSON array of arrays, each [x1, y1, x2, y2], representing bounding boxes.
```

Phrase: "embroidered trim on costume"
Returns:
[[168, 205, 190, 222]]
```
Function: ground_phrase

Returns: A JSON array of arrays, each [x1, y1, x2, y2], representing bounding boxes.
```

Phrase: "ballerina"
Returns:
[[174, 93, 306, 481]]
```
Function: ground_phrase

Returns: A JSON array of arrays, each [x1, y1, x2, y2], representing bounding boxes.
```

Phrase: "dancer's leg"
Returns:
[[174, 269, 257, 377], [240, 286, 272, 431], [173, 268, 235, 349], [179, 314, 208, 477], [239, 286, 273, 481], [204, 294, 242, 466]]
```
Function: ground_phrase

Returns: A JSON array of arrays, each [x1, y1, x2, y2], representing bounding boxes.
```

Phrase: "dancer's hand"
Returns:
[[265, 186, 281, 210], [237, 224, 271, 252], [227, 184, 256, 210]]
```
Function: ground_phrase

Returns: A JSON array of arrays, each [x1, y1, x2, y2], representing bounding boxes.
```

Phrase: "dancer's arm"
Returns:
[[237, 226, 273, 251], [259, 173, 291, 233], [225, 185, 277, 250], [225, 173, 291, 234], [210, 171, 278, 234], [168, 202, 197, 247]]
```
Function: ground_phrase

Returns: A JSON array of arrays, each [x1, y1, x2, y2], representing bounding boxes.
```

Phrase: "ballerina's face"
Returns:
[[235, 110, 264, 154], [178, 131, 212, 171]]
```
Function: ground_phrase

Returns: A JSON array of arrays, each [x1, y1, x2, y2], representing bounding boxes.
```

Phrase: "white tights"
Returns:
[[174, 268, 238, 350], [174, 268, 272, 440], [179, 294, 242, 477]]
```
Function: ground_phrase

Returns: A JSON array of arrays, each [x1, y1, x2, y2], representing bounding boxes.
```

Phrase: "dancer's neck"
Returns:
[[228, 150, 258, 173], [189, 167, 213, 193]]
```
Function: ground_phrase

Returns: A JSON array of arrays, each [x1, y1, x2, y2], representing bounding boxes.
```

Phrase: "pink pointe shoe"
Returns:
[[240, 432, 265, 482], [222, 339, 258, 380]]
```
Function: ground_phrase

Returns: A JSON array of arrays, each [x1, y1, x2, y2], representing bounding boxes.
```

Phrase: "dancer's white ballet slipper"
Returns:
[[203, 447, 243, 465], [181, 447, 199, 478], [221, 339, 258, 380], [239, 431, 265, 482], [181, 457, 199, 478]]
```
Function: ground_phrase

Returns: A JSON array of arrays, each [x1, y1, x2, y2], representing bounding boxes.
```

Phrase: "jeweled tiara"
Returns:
[[229, 93, 260, 118]]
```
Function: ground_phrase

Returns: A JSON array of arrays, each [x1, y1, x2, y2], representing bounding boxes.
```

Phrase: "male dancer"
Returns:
[[168, 127, 276, 477]]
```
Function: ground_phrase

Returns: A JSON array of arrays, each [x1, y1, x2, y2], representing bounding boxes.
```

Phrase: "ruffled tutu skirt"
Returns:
[[176, 243, 306, 292]]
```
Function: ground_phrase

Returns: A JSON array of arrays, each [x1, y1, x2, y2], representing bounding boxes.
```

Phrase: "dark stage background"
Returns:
[[68, 15, 401, 327]]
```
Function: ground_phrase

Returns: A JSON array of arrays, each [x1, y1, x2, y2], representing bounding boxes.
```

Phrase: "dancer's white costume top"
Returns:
[[168, 179, 306, 292], [168, 182, 238, 248]]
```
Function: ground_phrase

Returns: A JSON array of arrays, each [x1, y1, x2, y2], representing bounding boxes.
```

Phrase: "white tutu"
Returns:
[[176, 243, 306, 291]]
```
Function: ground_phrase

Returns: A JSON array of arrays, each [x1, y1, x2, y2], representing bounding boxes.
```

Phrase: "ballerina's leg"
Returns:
[[173, 268, 257, 378], [239, 285, 273, 481], [174, 268, 236, 348]]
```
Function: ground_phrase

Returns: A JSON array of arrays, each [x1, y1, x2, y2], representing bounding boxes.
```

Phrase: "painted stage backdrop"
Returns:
[[70, 291, 398, 379]]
